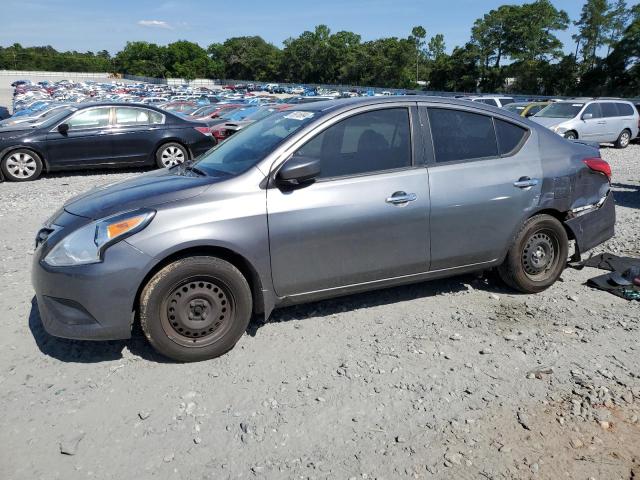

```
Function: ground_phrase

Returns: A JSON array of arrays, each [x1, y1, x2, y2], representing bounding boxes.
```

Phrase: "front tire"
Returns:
[[614, 129, 631, 149], [1, 149, 43, 181], [563, 131, 577, 140], [155, 142, 187, 168], [140, 256, 253, 362], [498, 214, 568, 293]]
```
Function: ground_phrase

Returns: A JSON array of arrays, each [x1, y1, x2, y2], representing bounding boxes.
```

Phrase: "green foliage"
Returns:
[[208, 37, 280, 81], [0, 43, 112, 72], [1, 0, 638, 96]]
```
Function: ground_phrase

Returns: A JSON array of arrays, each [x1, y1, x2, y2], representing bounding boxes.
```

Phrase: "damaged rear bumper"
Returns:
[[565, 191, 615, 256]]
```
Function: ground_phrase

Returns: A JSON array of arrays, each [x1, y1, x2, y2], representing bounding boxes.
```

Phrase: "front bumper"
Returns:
[[31, 240, 154, 340], [565, 190, 616, 256]]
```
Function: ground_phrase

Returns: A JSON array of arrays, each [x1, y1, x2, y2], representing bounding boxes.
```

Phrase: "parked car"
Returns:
[[503, 101, 550, 118], [468, 96, 515, 108], [31, 96, 615, 361], [0, 103, 215, 181], [531, 99, 639, 148], [211, 104, 291, 142]]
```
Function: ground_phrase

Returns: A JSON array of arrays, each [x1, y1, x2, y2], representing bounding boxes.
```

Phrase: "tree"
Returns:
[[574, 0, 611, 69], [427, 34, 446, 61], [605, 0, 629, 56], [165, 41, 213, 80], [210, 36, 280, 81], [511, 0, 569, 62], [114, 42, 168, 77], [410, 26, 427, 83]]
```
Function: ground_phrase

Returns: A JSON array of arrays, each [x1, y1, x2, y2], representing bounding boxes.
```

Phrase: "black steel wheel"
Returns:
[[521, 230, 558, 280], [140, 256, 252, 362], [498, 214, 568, 293], [161, 277, 235, 347]]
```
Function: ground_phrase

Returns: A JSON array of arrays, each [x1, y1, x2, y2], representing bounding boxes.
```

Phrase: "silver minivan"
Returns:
[[532, 99, 639, 148]]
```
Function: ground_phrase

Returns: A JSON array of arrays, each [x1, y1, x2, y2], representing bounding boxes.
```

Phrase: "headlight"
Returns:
[[44, 209, 155, 267]]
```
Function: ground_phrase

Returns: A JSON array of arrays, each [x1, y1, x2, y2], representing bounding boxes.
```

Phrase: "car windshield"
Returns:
[[226, 108, 258, 121], [194, 110, 317, 176], [243, 107, 281, 122], [504, 103, 527, 112], [535, 103, 584, 118], [39, 108, 75, 128]]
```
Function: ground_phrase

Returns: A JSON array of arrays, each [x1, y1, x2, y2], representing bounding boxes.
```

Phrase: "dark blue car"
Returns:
[[0, 102, 215, 181]]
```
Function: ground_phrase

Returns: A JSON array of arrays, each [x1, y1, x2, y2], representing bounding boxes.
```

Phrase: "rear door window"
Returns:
[[499, 98, 515, 105], [295, 108, 412, 179], [495, 119, 528, 155], [600, 102, 619, 118], [115, 107, 163, 125], [428, 108, 498, 163], [615, 103, 634, 116]]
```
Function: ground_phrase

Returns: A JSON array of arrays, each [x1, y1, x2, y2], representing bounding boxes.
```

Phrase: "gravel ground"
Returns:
[[0, 145, 639, 480]]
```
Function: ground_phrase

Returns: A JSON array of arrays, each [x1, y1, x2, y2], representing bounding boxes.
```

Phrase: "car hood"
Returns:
[[0, 125, 37, 138], [530, 117, 565, 128], [63, 168, 223, 220]]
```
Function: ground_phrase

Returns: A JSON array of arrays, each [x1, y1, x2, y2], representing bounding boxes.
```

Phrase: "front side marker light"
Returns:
[[106, 215, 146, 239]]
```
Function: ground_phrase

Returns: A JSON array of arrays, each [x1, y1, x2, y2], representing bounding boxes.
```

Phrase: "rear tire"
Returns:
[[498, 214, 568, 294], [614, 129, 631, 149], [1, 149, 43, 181], [140, 256, 252, 362], [155, 142, 187, 168]]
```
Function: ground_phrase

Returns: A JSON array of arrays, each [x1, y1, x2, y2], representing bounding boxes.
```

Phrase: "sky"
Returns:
[[0, 0, 616, 55]]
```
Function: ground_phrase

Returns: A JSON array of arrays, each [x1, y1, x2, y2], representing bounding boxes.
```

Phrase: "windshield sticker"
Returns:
[[284, 111, 314, 121], [572, 104, 584, 107]]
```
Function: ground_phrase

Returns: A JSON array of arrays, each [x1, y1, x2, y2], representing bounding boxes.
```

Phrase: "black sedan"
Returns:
[[0, 103, 215, 181]]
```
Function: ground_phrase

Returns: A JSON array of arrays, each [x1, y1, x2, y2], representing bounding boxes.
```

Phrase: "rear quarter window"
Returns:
[[615, 103, 635, 116], [495, 119, 528, 155]]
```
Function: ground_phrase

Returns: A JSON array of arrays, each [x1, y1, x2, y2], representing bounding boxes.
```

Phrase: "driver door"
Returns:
[[266, 106, 431, 297], [46, 106, 113, 167]]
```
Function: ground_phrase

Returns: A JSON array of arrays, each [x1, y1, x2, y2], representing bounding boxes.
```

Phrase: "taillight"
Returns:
[[212, 128, 227, 140], [583, 157, 611, 181], [194, 126, 211, 136]]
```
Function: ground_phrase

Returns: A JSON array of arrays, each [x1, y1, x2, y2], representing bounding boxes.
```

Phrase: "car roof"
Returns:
[[287, 95, 519, 118], [72, 101, 167, 112]]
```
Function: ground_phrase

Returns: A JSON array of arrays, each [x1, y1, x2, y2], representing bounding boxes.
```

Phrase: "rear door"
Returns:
[[46, 106, 113, 167], [109, 106, 166, 164], [421, 104, 542, 270], [267, 105, 431, 296], [599, 102, 620, 140]]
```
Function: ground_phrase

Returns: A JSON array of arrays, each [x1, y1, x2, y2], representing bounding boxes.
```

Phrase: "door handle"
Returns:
[[513, 177, 539, 189], [597, 121, 606, 125], [386, 191, 417, 205]]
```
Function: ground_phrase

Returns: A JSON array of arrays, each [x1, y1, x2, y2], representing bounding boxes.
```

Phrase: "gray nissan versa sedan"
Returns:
[[32, 97, 615, 361]]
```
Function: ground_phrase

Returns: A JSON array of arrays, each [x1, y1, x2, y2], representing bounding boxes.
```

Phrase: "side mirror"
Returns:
[[582, 113, 593, 121], [276, 155, 320, 187], [57, 123, 69, 134], [525, 111, 535, 117]]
